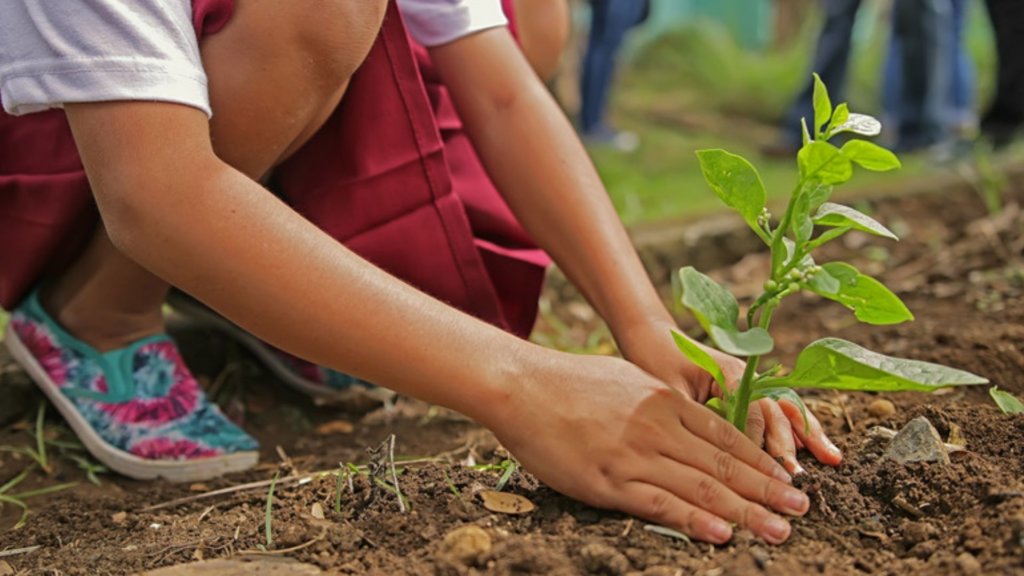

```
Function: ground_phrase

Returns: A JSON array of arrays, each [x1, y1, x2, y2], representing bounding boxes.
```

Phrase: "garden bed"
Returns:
[[0, 181, 1022, 575]]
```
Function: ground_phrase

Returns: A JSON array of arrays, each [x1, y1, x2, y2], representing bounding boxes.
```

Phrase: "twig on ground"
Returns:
[[0, 545, 41, 558], [238, 529, 326, 556]]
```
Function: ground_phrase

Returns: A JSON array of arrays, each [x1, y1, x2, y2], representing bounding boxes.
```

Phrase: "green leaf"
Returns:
[[801, 118, 811, 146], [705, 397, 727, 418], [678, 267, 739, 334], [826, 103, 850, 138], [806, 183, 833, 211], [761, 338, 989, 392], [828, 112, 882, 137], [805, 266, 840, 295], [671, 330, 726, 394], [798, 141, 853, 185], [808, 226, 851, 250], [696, 150, 767, 232], [678, 267, 775, 356], [791, 187, 814, 244], [753, 387, 810, 434], [840, 140, 901, 172], [813, 203, 898, 240], [812, 73, 832, 136], [989, 386, 1024, 414], [814, 262, 914, 325], [709, 325, 774, 356]]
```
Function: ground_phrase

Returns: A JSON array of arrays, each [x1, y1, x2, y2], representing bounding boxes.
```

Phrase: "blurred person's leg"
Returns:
[[949, 0, 976, 134], [981, 0, 1024, 147], [773, 0, 862, 150], [579, 0, 648, 145], [882, 29, 903, 141], [893, 0, 953, 151], [885, 0, 972, 146]]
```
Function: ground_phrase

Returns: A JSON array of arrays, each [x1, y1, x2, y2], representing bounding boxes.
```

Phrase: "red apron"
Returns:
[[0, 0, 548, 339]]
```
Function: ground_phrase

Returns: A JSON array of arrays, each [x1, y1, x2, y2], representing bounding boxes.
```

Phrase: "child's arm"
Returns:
[[427, 29, 842, 468], [64, 100, 806, 544]]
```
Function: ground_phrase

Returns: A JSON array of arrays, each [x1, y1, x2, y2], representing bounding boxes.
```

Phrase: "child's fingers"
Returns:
[[744, 401, 767, 448], [761, 399, 804, 475], [614, 482, 734, 544], [779, 400, 843, 466], [677, 400, 792, 485], [659, 432, 809, 522]]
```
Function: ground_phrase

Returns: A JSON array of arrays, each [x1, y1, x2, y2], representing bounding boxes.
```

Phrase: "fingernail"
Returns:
[[783, 490, 809, 514], [764, 516, 790, 542], [793, 463, 807, 476], [709, 520, 733, 543], [827, 440, 842, 457]]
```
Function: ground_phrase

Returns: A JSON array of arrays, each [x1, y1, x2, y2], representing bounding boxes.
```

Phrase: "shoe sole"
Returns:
[[4, 327, 259, 482], [167, 294, 393, 406]]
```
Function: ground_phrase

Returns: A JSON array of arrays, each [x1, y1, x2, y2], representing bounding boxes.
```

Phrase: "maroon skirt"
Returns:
[[0, 0, 548, 339]]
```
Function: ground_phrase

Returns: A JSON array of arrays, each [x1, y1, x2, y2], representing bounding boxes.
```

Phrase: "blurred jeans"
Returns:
[[579, 0, 649, 134], [981, 0, 1024, 144], [890, 0, 954, 150], [780, 0, 862, 145], [883, 0, 972, 136]]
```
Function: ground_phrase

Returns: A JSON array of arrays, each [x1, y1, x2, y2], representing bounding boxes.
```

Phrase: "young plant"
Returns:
[[673, 74, 988, 432]]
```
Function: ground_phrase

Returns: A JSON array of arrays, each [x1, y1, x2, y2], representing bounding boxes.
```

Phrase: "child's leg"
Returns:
[[9, 0, 388, 479], [42, 0, 387, 352]]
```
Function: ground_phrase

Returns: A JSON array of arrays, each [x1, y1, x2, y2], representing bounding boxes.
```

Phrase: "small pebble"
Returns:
[[579, 542, 630, 575], [867, 399, 896, 418], [955, 552, 982, 574], [441, 525, 492, 566]]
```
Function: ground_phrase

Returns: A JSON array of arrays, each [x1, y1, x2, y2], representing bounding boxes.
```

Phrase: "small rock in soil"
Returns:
[[478, 490, 535, 515], [883, 417, 950, 464], [900, 520, 939, 546], [867, 399, 896, 418], [955, 552, 982, 574], [441, 525, 492, 566], [578, 541, 630, 575]]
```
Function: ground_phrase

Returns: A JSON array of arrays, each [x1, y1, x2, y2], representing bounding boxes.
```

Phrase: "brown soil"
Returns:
[[1, 184, 1023, 575]]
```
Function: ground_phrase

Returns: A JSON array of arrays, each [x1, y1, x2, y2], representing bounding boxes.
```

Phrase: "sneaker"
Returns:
[[4, 290, 259, 482], [166, 292, 393, 407], [581, 125, 640, 153]]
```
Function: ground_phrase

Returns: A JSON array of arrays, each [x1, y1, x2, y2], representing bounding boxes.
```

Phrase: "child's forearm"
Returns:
[[64, 101, 528, 426], [429, 30, 673, 341]]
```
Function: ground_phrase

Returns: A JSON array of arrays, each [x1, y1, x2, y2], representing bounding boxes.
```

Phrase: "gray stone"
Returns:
[[883, 417, 950, 465]]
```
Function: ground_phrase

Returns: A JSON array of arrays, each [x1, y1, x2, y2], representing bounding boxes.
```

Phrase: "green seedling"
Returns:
[[470, 458, 518, 490], [334, 463, 348, 515], [264, 471, 279, 549], [989, 386, 1024, 414], [0, 465, 76, 529], [443, 471, 462, 498], [674, 74, 988, 433]]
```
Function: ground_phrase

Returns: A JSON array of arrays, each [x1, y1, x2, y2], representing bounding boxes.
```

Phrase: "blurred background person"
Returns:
[[763, 0, 861, 156], [980, 0, 1024, 148], [579, 0, 650, 151], [882, 0, 972, 152], [888, 0, 954, 153]]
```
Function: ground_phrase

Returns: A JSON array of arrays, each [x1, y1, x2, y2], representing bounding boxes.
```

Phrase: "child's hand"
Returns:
[[616, 321, 842, 476], [488, 352, 809, 545]]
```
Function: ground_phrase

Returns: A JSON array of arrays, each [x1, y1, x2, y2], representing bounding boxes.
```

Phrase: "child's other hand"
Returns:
[[489, 352, 809, 545], [616, 321, 842, 476]]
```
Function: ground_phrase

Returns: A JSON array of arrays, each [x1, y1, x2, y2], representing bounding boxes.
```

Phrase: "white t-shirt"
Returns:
[[0, 0, 507, 117]]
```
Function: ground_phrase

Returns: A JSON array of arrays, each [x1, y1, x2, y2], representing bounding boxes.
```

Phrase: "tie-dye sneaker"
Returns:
[[3, 290, 259, 482], [167, 293, 393, 406]]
